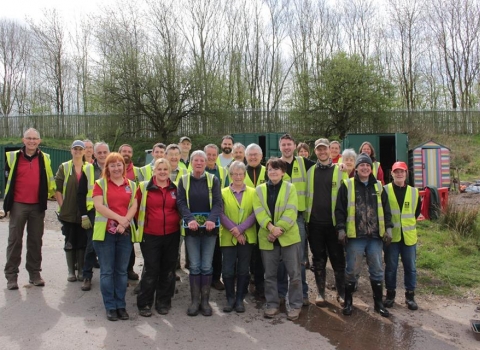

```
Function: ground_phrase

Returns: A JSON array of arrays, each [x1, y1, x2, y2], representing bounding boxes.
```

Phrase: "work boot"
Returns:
[[29, 273, 45, 287], [235, 275, 249, 313], [187, 274, 201, 316], [334, 269, 345, 306], [6, 274, 18, 290], [222, 277, 236, 313], [384, 289, 396, 308], [313, 269, 327, 307], [405, 290, 418, 310], [65, 250, 77, 282], [343, 282, 355, 316], [371, 280, 389, 317], [81, 278, 92, 291], [76, 249, 85, 282], [200, 274, 213, 316]]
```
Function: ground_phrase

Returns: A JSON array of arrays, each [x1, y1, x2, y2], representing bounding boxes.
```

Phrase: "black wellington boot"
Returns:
[[371, 280, 390, 317], [223, 277, 236, 312], [235, 275, 249, 313], [343, 282, 355, 316], [200, 274, 213, 316], [313, 269, 327, 307]]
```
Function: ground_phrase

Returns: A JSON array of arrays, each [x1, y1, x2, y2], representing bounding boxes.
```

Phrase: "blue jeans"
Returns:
[[83, 210, 97, 280], [185, 235, 217, 275], [345, 237, 384, 283], [222, 244, 253, 278], [93, 233, 132, 311], [384, 242, 417, 291], [278, 215, 308, 298]]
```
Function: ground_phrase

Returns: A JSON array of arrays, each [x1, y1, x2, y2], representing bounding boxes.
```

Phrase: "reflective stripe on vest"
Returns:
[[282, 156, 307, 211], [140, 165, 153, 182], [182, 173, 215, 209], [136, 181, 148, 239], [62, 160, 95, 211], [173, 168, 188, 186], [384, 183, 418, 245], [372, 162, 380, 178], [344, 178, 385, 238], [92, 178, 139, 242], [305, 164, 346, 225], [254, 182, 296, 227], [220, 186, 257, 246], [5, 151, 55, 198]]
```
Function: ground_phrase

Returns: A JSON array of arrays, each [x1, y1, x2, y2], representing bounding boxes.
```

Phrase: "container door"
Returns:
[[395, 133, 409, 163], [422, 148, 441, 188]]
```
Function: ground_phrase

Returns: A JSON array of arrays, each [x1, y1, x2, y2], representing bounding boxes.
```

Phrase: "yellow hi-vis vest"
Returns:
[[92, 178, 139, 242], [344, 178, 385, 238], [384, 183, 419, 245], [139, 164, 153, 182], [282, 156, 307, 211], [172, 168, 188, 186], [61, 160, 95, 211], [220, 186, 257, 247], [5, 150, 56, 199], [372, 161, 380, 179], [305, 164, 348, 225], [181, 172, 215, 237], [244, 166, 266, 188], [253, 181, 300, 250]]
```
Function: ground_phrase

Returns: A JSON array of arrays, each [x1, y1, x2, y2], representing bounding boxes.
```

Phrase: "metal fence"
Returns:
[[1, 110, 480, 139]]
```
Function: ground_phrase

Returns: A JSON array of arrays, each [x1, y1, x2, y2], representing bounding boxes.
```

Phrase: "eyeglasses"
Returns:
[[230, 173, 245, 177], [24, 137, 39, 141]]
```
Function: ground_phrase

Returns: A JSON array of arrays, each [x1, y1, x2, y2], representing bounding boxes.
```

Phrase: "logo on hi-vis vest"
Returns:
[[404, 201, 410, 209], [293, 167, 298, 172], [332, 181, 337, 187]]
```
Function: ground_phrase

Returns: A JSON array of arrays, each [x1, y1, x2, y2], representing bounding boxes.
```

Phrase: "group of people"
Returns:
[[3, 128, 421, 323]]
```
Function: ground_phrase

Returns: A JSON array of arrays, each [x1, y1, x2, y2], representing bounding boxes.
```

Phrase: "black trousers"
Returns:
[[137, 231, 180, 308], [307, 222, 345, 273]]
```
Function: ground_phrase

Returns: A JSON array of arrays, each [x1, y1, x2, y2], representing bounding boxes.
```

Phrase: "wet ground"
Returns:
[[1, 201, 480, 349]]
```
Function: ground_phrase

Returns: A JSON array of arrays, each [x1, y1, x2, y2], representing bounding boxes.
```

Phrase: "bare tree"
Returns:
[[0, 19, 31, 135]]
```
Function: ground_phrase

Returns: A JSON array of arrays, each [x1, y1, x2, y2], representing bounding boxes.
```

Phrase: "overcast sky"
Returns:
[[3, 0, 114, 23]]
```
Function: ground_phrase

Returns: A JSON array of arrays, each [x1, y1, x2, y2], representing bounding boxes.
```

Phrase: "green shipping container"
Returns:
[[342, 133, 409, 183], [232, 132, 285, 163]]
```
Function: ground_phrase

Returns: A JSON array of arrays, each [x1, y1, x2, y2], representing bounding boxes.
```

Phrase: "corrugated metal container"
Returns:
[[0, 145, 71, 198], [409, 140, 450, 188]]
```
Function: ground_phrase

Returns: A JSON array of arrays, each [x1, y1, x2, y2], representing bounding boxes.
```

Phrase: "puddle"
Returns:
[[294, 304, 458, 350]]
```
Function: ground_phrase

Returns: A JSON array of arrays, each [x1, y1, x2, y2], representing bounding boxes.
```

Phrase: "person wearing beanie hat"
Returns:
[[335, 150, 393, 318], [383, 161, 422, 311], [359, 142, 384, 185]]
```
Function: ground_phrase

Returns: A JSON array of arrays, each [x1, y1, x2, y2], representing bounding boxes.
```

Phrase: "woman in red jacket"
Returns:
[[135, 158, 181, 317]]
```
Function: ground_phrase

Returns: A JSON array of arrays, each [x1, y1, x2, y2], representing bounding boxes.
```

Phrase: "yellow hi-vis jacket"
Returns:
[[61, 160, 95, 211], [253, 181, 300, 250], [282, 156, 307, 211], [384, 183, 419, 245], [244, 165, 266, 188], [92, 178, 139, 242], [5, 150, 56, 199], [305, 164, 348, 225], [344, 178, 385, 238], [220, 186, 257, 246]]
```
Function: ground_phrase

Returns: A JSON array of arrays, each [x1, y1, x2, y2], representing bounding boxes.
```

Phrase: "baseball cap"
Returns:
[[71, 140, 85, 149], [314, 138, 330, 150], [179, 136, 191, 143], [392, 161, 408, 171]]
